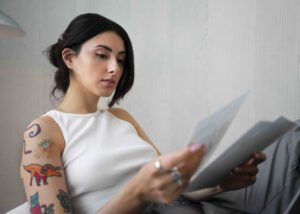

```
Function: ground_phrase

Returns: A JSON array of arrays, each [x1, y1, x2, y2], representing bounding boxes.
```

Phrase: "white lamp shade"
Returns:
[[0, 10, 25, 38]]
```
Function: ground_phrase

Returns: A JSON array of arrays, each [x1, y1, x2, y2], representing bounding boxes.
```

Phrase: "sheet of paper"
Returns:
[[187, 92, 249, 169], [186, 116, 295, 192]]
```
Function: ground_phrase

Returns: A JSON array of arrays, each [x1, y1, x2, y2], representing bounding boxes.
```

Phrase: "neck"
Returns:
[[57, 81, 100, 114]]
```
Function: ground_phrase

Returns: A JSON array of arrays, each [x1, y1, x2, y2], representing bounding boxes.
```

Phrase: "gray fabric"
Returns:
[[143, 203, 247, 214], [200, 201, 249, 214], [142, 195, 248, 214], [216, 120, 300, 214], [284, 189, 300, 214]]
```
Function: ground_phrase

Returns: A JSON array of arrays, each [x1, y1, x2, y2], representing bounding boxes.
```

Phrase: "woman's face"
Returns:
[[69, 31, 125, 98]]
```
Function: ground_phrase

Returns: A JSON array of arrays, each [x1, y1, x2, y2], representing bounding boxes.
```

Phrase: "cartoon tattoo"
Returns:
[[23, 140, 32, 155], [25, 123, 41, 138], [57, 189, 71, 212], [23, 123, 41, 155], [34, 139, 57, 160], [23, 164, 62, 186], [30, 192, 54, 214]]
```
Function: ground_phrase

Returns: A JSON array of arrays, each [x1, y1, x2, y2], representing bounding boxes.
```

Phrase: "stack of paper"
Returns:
[[185, 92, 295, 192]]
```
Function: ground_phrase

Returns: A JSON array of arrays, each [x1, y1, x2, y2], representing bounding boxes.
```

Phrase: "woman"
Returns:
[[20, 13, 265, 214]]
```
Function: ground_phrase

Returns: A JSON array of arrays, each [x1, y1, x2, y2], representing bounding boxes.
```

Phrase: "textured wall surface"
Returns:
[[0, 0, 299, 212]]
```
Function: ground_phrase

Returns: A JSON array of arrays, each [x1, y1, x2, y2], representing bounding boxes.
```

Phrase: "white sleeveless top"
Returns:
[[44, 109, 158, 214]]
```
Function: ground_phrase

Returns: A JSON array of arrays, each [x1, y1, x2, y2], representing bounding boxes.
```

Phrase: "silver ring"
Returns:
[[155, 159, 166, 174], [171, 166, 183, 186]]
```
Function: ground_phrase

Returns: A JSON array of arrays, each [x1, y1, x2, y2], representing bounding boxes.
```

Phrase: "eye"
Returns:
[[96, 53, 108, 59], [117, 59, 125, 66]]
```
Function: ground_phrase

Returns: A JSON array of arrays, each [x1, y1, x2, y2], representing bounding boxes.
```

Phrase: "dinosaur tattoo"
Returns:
[[23, 163, 62, 186]]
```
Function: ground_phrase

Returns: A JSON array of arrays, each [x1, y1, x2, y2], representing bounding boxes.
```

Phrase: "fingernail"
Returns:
[[189, 144, 206, 153]]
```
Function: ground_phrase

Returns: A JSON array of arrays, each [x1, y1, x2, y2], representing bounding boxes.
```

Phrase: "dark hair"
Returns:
[[47, 13, 134, 107]]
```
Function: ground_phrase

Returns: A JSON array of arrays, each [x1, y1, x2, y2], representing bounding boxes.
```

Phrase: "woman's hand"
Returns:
[[125, 144, 207, 205], [217, 151, 267, 192]]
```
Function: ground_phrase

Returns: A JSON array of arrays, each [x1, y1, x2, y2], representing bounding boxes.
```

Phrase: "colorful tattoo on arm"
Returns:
[[23, 123, 41, 155], [26, 123, 41, 138], [34, 139, 57, 160], [57, 189, 71, 213], [23, 164, 62, 186], [23, 140, 32, 155], [30, 192, 54, 214]]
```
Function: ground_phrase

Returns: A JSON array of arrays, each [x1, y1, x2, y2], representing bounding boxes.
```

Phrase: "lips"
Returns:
[[101, 79, 116, 87]]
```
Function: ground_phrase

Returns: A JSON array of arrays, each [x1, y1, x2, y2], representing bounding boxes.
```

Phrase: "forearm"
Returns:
[[183, 186, 223, 201]]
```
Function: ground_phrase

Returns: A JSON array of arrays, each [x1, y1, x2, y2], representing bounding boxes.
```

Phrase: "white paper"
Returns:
[[187, 92, 248, 169], [185, 93, 296, 192]]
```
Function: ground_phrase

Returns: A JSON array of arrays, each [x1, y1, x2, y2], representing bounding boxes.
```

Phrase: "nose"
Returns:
[[108, 59, 120, 74]]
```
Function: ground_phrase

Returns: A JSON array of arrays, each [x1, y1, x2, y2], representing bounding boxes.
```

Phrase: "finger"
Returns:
[[173, 163, 190, 180], [238, 158, 253, 168], [162, 182, 179, 199], [178, 145, 208, 177], [240, 152, 266, 167], [155, 173, 176, 190], [153, 162, 188, 187], [161, 184, 185, 203], [231, 173, 257, 183], [157, 149, 189, 172], [252, 152, 266, 164], [161, 144, 207, 170], [233, 166, 258, 175], [157, 171, 187, 203], [185, 144, 208, 169]]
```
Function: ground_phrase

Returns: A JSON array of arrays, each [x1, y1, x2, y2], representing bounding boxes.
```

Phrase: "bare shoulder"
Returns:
[[21, 115, 65, 176], [108, 107, 146, 133], [108, 107, 161, 156], [23, 115, 64, 149], [108, 107, 135, 124]]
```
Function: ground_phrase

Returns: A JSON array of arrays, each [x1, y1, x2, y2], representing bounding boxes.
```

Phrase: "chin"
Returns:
[[93, 86, 116, 98], [96, 90, 115, 98]]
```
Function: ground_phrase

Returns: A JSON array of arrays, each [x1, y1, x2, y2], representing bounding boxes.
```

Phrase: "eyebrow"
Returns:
[[95, 45, 126, 54]]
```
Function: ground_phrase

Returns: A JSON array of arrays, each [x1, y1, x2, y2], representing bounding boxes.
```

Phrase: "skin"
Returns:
[[23, 124, 42, 155], [20, 31, 266, 214], [23, 140, 32, 155], [25, 123, 41, 138], [58, 31, 125, 114], [21, 117, 68, 213], [34, 139, 57, 160]]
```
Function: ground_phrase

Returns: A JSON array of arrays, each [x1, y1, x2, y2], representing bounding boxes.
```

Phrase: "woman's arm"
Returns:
[[97, 144, 207, 214], [20, 116, 72, 213]]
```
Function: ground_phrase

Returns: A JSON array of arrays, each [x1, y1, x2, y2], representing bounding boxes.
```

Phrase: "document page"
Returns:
[[184, 92, 296, 192], [187, 92, 248, 169], [186, 116, 295, 192]]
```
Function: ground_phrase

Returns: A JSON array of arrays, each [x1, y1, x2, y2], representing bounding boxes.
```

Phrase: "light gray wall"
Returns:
[[1, 0, 300, 212]]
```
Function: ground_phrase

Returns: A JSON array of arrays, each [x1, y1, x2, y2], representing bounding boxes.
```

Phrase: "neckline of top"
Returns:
[[51, 109, 104, 118]]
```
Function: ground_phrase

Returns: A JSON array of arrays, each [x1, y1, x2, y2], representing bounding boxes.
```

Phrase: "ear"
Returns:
[[62, 48, 75, 69]]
